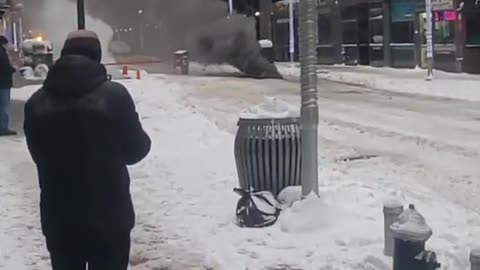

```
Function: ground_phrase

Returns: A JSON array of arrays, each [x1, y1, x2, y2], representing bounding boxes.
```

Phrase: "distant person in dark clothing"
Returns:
[[23, 30, 151, 270], [0, 35, 17, 136]]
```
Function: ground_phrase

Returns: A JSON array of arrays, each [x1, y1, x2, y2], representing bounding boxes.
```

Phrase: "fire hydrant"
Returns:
[[390, 204, 441, 270]]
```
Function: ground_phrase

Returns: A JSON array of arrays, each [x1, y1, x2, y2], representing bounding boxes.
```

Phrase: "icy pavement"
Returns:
[[1, 75, 480, 269], [277, 63, 480, 101]]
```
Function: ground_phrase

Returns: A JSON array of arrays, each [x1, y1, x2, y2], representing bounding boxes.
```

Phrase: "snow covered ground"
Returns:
[[1, 73, 479, 269], [277, 63, 480, 102]]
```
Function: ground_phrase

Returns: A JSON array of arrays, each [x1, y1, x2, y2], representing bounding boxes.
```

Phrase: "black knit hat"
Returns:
[[61, 30, 102, 62]]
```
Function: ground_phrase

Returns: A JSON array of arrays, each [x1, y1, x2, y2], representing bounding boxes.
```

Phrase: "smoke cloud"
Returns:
[[22, 0, 282, 78], [22, 0, 114, 62]]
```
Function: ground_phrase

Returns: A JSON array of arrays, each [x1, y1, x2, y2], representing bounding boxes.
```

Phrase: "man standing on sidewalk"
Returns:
[[0, 35, 16, 136], [23, 30, 151, 270]]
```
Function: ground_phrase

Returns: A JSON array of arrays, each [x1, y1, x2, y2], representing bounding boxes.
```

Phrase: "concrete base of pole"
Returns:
[[471, 248, 480, 270], [425, 58, 434, 81]]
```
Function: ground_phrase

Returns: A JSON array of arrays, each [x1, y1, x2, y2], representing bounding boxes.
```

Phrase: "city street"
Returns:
[[2, 72, 480, 269]]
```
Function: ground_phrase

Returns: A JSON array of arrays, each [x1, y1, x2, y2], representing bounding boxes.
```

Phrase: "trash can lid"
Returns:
[[258, 39, 273, 48], [390, 204, 432, 242], [174, 50, 188, 54]]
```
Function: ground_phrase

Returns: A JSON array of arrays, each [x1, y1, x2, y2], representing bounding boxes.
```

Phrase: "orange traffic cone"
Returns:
[[122, 66, 128, 76], [136, 70, 142, 80]]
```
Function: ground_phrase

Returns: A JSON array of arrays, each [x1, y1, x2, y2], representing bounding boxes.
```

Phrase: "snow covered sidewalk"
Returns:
[[277, 63, 480, 101], [1, 76, 480, 270]]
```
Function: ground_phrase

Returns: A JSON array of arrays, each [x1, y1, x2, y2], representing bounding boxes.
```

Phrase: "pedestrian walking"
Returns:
[[23, 30, 151, 270], [0, 35, 17, 136]]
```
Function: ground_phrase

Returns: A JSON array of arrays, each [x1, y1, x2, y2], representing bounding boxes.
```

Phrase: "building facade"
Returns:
[[270, 0, 480, 73]]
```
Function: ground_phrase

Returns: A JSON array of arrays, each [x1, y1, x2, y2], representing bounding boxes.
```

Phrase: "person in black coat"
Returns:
[[0, 35, 16, 136], [23, 30, 151, 270]]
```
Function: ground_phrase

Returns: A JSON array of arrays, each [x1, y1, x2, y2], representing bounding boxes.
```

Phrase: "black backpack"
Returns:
[[234, 188, 282, 228]]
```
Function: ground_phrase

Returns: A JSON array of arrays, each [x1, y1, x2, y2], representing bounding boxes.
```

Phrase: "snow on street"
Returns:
[[1, 73, 480, 269], [277, 63, 480, 101]]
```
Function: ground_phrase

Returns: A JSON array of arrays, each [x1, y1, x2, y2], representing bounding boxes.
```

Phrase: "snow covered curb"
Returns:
[[318, 71, 480, 102], [277, 64, 480, 102]]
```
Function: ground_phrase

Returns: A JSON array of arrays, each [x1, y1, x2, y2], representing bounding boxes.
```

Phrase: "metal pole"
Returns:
[[12, 22, 17, 50], [228, 0, 233, 15], [425, 0, 433, 80], [289, 0, 295, 69], [299, 0, 319, 196], [138, 10, 144, 52], [18, 17, 23, 49], [77, 0, 86, 30]]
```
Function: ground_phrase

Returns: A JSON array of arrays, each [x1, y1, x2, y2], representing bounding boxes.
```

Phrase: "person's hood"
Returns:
[[43, 55, 108, 99]]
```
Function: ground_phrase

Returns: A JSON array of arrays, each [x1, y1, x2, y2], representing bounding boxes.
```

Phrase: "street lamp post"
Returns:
[[138, 9, 144, 52], [77, 0, 86, 30], [299, 0, 319, 196], [289, 0, 295, 69]]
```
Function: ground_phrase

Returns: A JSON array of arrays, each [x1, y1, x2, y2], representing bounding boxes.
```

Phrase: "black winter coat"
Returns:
[[0, 46, 15, 89], [24, 55, 151, 237]]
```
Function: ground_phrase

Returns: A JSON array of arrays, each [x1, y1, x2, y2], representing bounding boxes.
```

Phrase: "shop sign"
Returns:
[[391, 0, 416, 22], [434, 10, 457, 21], [431, 0, 454, 10]]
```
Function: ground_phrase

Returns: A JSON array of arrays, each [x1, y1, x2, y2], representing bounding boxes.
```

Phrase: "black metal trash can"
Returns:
[[234, 117, 301, 197], [173, 50, 189, 75]]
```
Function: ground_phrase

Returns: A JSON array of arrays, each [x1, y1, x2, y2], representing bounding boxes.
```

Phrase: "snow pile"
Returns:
[[258, 39, 273, 48], [33, 64, 49, 78], [390, 205, 433, 242], [277, 63, 480, 101], [21, 39, 53, 52], [277, 186, 302, 207], [240, 96, 300, 119], [279, 193, 334, 233]]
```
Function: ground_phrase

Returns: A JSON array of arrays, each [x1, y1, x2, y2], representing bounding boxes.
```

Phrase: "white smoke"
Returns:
[[30, 0, 114, 62]]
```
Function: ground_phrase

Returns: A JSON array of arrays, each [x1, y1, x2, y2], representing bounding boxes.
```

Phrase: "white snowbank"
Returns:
[[277, 186, 302, 207], [277, 63, 480, 101], [279, 193, 334, 233], [390, 205, 433, 242], [240, 96, 300, 119]]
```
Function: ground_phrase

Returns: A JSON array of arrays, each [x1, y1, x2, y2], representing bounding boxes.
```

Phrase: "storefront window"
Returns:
[[433, 11, 455, 44], [342, 21, 358, 44], [341, 7, 358, 44], [391, 21, 415, 43], [369, 6, 383, 44], [390, 0, 415, 44], [318, 15, 332, 45], [465, 12, 480, 45]]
